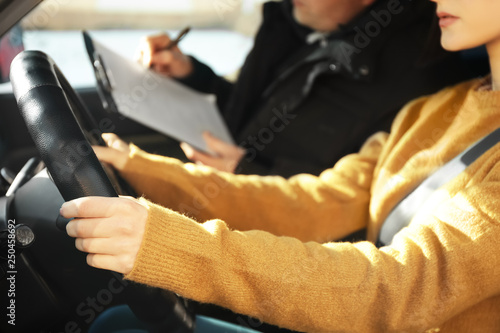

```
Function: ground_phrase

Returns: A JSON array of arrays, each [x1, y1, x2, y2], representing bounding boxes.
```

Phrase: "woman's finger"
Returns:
[[86, 254, 131, 274], [61, 196, 125, 219], [66, 217, 117, 238], [75, 237, 121, 255]]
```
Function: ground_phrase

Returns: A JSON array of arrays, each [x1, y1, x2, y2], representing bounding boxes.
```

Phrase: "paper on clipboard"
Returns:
[[84, 32, 234, 153]]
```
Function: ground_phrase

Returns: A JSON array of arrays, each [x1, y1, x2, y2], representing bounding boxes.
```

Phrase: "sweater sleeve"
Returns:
[[119, 132, 386, 243], [125, 158, 500, 333], [235, 152, 335, 178]]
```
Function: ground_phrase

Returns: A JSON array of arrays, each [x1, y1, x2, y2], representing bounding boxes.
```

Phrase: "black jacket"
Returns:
[[179, 0, 471, 177]]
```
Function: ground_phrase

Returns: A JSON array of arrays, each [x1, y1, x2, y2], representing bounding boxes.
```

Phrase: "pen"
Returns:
[[163, 26, 191, 51]]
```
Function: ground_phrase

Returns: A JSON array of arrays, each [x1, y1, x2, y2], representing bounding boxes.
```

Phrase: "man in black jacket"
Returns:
[[139, 0, 471, 177]]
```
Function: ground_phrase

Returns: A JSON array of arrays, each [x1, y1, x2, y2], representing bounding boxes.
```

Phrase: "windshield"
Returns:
[[1, 0, 262, 88]]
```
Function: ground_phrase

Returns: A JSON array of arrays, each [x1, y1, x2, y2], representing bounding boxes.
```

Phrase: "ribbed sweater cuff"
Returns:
[[124, 198, 215, 294]]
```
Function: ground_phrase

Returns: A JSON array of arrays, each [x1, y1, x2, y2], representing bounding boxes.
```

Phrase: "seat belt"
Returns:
[[377, 127, 500, 247]]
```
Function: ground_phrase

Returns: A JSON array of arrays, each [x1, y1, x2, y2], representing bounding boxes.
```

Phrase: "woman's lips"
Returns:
[[437, 12, 459, 28]]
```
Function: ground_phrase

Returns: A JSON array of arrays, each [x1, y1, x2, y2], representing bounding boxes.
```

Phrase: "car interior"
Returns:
[[0, 0, 491, 332]]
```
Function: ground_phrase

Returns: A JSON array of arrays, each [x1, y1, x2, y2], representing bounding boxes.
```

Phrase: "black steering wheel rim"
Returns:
[[9, 50, 194, 332], [9, 50, 118, 201]]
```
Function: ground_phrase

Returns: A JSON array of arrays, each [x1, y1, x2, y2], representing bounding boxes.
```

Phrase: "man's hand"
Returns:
[[93, 133, 130, 171], [180, 132, 245, 173], [61, 196, 148, 275], [136, 33, 193, 78]]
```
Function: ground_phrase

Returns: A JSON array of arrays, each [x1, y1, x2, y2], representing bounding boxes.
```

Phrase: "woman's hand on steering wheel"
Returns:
[[61, 196, 148, 275], [93, 133, 130, 171]]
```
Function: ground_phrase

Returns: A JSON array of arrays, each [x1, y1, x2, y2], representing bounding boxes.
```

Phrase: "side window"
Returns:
[[15, 0, 263, 87], [0, 24, 24, 83]]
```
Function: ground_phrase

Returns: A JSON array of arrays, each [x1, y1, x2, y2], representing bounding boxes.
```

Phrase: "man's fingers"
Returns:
[[151, 50, 175, 67], [146, 33, 172, 50], [203, 132, 225, 153], [151, 51, 178, 76], [181, 140, 242, 172], [137, 33, 171, 67], [203, 132, 245, 160], [203, 132, 237, 154], [190, 151, 218, 166], [180, 143, 216, 165], [180, 142, 195, 159]]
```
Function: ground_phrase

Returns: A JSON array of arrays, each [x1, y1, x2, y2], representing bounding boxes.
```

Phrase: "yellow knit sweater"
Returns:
[[121, 78, 500, 332]]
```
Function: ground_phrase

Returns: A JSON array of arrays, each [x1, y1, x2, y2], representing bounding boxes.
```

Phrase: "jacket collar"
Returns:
[[277, 0, 436, 81]]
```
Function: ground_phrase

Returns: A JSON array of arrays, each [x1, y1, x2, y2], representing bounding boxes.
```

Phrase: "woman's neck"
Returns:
[[487, 40, 500, 91]]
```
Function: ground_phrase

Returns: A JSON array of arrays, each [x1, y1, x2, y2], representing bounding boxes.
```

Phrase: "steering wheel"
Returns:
[[9, 50, 194, 332], [10, 50, 117, 200]]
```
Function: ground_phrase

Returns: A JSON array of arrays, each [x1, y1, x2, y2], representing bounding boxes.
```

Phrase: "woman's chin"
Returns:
[[441, 37, 482, 52]]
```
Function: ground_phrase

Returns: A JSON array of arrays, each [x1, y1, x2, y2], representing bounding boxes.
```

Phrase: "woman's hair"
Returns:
[[417, 14, 452, 67]]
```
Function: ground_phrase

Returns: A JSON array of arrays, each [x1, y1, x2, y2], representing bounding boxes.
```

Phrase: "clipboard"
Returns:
[[82, 31, 235, 154], [83, 31, 119, 115]]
